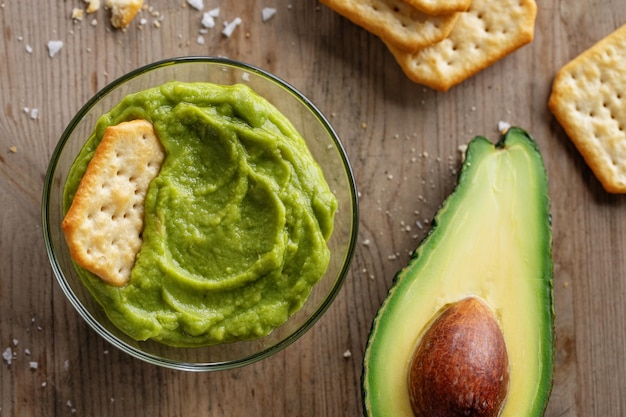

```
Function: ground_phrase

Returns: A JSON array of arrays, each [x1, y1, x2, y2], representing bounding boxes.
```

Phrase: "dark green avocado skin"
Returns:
[[361, 127, 554, 417]]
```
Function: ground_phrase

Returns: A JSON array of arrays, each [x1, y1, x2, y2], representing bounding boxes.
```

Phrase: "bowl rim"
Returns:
[[41, 56, 359, 371]]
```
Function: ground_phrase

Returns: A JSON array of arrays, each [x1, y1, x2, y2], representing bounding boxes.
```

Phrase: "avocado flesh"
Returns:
[[362, 128, 554, 417]]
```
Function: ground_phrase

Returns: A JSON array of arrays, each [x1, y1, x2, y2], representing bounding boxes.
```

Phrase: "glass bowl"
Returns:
[[42, 57, 358, 371]]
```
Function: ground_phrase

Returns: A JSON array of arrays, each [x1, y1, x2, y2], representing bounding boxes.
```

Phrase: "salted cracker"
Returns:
[[320, 0, 461, 52], [549, 24, 626, 193], [387, 0, 537, 91], [106, 0, 144, 29], [401, 0, 470, 16], [62, 119, 165, 286]]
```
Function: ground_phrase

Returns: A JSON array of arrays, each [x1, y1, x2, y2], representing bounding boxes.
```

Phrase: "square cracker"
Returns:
[[387, 0, 537, 91], [62, 119, 165, 286], [549, 24, 626, 193], [401, 0, 471, 16], [320, 0, 460, 52]]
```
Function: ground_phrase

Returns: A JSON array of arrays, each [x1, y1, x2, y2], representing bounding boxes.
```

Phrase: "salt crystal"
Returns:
[[25, 45, 33, 53], [186, 0, 203, 11], [343, 350, 352, 358], [29, 361, 38, 369], [222, 17, 241, 37], [262, 7, 276, 21], [2, 347, 12, 365], [498, 120, 511, 132], [47, 40, 63, 58], [196, 35, 205, 44], [30, 108, 38, 119], [201, 7, 219, 28]]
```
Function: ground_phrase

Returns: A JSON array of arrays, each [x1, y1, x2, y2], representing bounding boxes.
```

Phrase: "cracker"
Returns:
[[401, 0, 470, 16], [387, 0, 537, 91], [106, 0, 143, 29], [320, 0, 461, 52], [549, 24, 626, 193], [62, 119, 165, 286]]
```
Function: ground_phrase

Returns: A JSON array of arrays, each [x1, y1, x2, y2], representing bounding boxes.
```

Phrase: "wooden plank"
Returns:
[[1, 1, 625, 416]]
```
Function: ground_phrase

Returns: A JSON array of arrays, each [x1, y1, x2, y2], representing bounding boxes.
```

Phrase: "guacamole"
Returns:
[[63, 81, 337, 347]]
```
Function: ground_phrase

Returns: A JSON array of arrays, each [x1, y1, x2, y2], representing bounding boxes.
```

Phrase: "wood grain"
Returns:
[[1, 1, 625, 416]]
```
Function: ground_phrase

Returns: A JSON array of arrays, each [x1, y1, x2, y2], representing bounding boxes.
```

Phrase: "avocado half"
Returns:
[[362, 127, 554, 417]]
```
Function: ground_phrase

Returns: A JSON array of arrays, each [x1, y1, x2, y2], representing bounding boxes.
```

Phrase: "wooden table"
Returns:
[[2, 1, 625, 416]]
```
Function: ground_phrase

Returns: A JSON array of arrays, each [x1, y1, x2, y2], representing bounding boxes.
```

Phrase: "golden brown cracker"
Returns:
[[549, 24, 626, 193], [387, 0, 537, 91], [320, 0, 460, 52], [62, 119, 165, 286], [401, 0, 470, 16], [106, 0, 144, 28]]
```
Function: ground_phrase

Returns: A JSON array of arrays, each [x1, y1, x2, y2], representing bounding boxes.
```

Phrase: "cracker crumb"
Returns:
[[71, 8, 85, 21], [91, 18, 98, 26], [47, 40, 63, 58], [458, 144, 468, 159], [9, 146, 17, 153], [85, 0, 100, 13]]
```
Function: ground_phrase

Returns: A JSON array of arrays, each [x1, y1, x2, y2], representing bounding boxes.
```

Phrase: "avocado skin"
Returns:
[[362, 127, 554, 417]]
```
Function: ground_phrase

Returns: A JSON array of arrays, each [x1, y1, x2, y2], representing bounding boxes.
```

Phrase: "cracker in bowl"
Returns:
[[61, 119, 165, 286], [549, 24, 626, 193], [387, 0, 537, 91]]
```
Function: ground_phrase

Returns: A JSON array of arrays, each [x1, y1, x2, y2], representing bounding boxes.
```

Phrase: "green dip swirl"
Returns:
[[63, 81, 337, 347]]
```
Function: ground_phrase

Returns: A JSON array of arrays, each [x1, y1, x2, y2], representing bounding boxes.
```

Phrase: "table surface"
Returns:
[[2, 1, 626, 416]]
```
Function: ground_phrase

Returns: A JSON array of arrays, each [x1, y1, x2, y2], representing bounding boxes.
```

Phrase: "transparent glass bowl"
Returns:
[[42, 57, 358, 371]]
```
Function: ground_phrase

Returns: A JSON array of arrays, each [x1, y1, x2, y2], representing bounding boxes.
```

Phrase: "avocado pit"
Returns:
[[408, 296, 509, 417]]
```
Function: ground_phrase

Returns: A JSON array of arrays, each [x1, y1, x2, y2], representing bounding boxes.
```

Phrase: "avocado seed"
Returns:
[[408, 297, 509, 417]]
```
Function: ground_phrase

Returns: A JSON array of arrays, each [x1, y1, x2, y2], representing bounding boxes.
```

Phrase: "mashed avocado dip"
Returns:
[[63, 81, 337, 347]]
